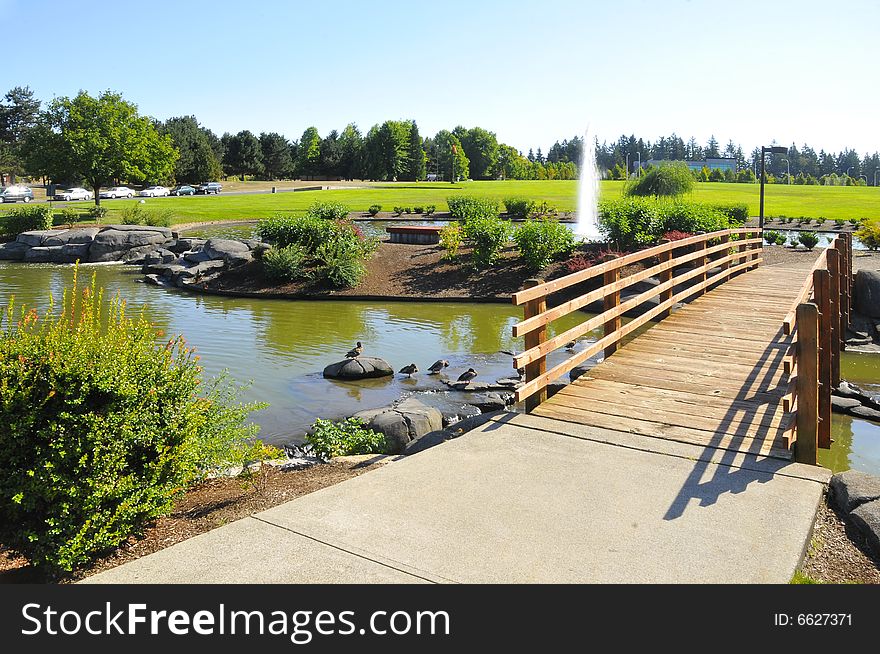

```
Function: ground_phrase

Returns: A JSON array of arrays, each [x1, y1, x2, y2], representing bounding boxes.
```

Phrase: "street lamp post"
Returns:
[[859, 175, 868, 186], [636, 151, 641, 176], [875, 170, 879, 187], [783, 158, 790, 184], [625, 153, 630, 179], [846, 167, 853, 184], [759, 145, 788, 229]]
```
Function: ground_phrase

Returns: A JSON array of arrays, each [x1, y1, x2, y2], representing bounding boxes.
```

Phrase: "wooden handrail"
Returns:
[[512, 228, 763, 403]]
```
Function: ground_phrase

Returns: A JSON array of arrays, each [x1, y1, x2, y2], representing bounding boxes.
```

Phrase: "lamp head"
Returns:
[[765, 146, 788, 154]]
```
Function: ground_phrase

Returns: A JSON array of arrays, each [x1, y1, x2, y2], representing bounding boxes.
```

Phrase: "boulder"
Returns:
[[24, 246, 65, 263], [352, 399, 443, 454], [405, 410, 505, 455], [830, 470, 880, 513], [88, 228, 169, 262], [16, 230, 55, 247], [61, 243, 90, 262], [184, 250, 214, 263], [227, 251, 254, 268], [855, 270, 880, 318], [176, 259, 226, 280], [44, 227, 100, 246], [125, 245, 169, 265], [495, 377, 524, 388], [849, 499, 880, 557], [0, 241, 30, 260], [396, 397, 443, 437], [323, 357, 394, 380], [831, 395, 862, 412], [850, 405, 880, 422], [440, 403, 482, 427], [142, 274, 165, 286], [169, 238, 207, 254], [203, 238, 250, 261], [103, 224, 173, 238], [467, 392, 509, 412]]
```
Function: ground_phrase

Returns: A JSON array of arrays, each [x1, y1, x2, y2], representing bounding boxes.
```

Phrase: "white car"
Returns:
[[139, 185, 170, 197], [54, 187, 92, 201], [99, 186, 135, 199]]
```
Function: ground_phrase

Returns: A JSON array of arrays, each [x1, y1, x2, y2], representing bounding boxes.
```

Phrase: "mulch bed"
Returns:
[[0, 460, 381, 584]]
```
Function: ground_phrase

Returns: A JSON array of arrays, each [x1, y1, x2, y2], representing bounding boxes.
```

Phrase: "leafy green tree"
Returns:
[[624, 161, 694, 197], [496, 144, 530, 180], [319, 130, 344, 178], [460, 127, 499, 180], [404, 121, 426, 181], [259, 131, 293, 180], [160, 116, 222, 183], [223, 130, 263, 179], [0, 86, 40, 184], [379, 120, 411, 181], [338, 123, 364, 180], [26, 90, 177, 205], [297, 126, 321, 177]]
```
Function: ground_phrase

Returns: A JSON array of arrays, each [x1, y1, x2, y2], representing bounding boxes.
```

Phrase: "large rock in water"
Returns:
[[830, 470, 880, 513], [323, 357, 393, 380], [352, 398, 443, 454], [0, 241, 30, 260], [204, 238, 250, 260], [855, 270, 880, 318], [44, 227, 101, 246], [88, 228, 169, 262]]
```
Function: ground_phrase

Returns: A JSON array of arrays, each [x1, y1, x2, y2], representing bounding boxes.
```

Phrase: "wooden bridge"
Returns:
[[512, 229, 854, 465]]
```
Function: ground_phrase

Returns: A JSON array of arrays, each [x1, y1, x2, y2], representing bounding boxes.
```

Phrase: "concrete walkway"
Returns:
[[83, 413, 830, 584]]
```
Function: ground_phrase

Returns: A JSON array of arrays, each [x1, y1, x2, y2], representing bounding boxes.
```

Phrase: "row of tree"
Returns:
[[2, 86, 879, 191]]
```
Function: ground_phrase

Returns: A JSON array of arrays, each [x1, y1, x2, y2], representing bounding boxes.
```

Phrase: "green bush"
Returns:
[[144, 208, 173, 227], [0, 272, 267, 572], [262, 244, 310, 282], [305, 418, 388, 460], [855, 218, 880, 251], [834, 219, 846, 228], [798, 231, 820, 250], [0, 205, 53, 236], [624, 161, 695, 197], [257, 214, 336, 250], [315, 237, 369, 288], [504, 196, 537, 219], [120, 205, 173, 227], [413, 206, 424, 214], [514, 218, 575, 271], [447, 195, 500, 221], [775, 233, 787, 246], [306, 201, 350, 221], [393, 206, 403, 216], [462, 214, 512, 267], [120, 204, 147, 225], [711, 203, 749, 224], [368, 204, 381, 216], [439, 222, 463, 260], [764, 231, 781, 244], [60, 208, 82, 228], [598, 197, 729, 250], [404, 207, 412, 214], [425, 205, 436, 216], [86, 205, 108, 222]]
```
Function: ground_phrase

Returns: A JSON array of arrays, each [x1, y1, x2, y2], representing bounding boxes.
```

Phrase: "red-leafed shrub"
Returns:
[[661, 230, 693, 242]]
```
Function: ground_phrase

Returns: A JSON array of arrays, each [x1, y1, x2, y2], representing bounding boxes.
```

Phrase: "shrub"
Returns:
[[306, 201, 350, 221], [439, 222, 463, 260], [262, 244, 310, 282], [513, 218, 575, 271], [764, 230, 781, 244], [120, 204, 147, 225], [425, 205, 436, 216], [624, 161, 695, 197], [798, 231, 820, 250], [0, 205, 54, 236], [660, 200, 729, 234], [711, 203, 749, 224], [404, 207, 412, 214], [849, 218, 861, 226], [565, 252, 593, 273], [144, 208, 173, 228], [120, 205, 173, 227], [598, 198, 729, 250], [61, 208, 82, 228], [368, 204, 381, 216], [462, 214, 512, 267], [413, 206, 424, 214], [315, 237, 369, 288], [0, 272, 267, 572], [86, 205, 108, 222], [504, 196, 537, 219], [855, 218, 880, 251], [662, 230, 694, 242], [834, 219, 846, 228], [257, 214, 336, 250], [305, 418, 388, 461], [775, 233, 787, 246], [393, 206, 403, 216], [446, 195, 500, 221]]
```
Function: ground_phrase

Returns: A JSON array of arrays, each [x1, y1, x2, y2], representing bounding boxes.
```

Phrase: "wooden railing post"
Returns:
[[752, 230, 763, 269], [523, 278, 547, 413], [844, 232, 853, 324], [826, 248, 841, 387], [835, 238, 848, 350], [697, 238, 708, 296], [795, 302, 819, 465], [719, 233, 730, 278], [814, 269, 832, 449], [603, 268, 621, 358], [659, 238, 673, 319]]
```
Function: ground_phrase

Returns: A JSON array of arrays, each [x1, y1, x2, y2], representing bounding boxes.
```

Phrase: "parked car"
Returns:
[[99, 186, 135, 199], [54, 187, 92, 201], [139, 185, 170, 197], [196, 181, 222, 194], [0, 184, 35, 203], [171, 185, 196, 196]]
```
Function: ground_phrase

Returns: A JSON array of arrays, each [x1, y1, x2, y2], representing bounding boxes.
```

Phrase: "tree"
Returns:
[[705, 135, 720, 158], [338, 123, 364, 180], [259, 132, 293, 180], [433, 130, 469, 182], [160, 116, 222, 183], [297, 126, 321, 177], [0, 86, 41, 184], [459, 127, 499, 180], [319, 130, 343, 178], [223, 130, 263, 180], [404, 121, 426, 181], [26, 90, 176, 205], [378, 120, 411, 181]]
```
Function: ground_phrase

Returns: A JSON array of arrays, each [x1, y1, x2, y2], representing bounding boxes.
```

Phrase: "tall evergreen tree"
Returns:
[[404, 121, 426, 181], [259, 132, 293, 179]]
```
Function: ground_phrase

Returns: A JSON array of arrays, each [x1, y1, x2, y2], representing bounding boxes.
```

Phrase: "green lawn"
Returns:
[[3, 180, 879, 225]]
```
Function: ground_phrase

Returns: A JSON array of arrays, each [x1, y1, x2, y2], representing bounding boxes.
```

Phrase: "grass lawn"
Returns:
[[2, 180, 879, 226]]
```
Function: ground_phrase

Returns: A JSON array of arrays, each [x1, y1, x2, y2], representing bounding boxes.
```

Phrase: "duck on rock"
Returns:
[[399, 363, 418, 378], [427, 359, 449, 374], [457, 368, 478, 383], [345, 341, 363, 358]]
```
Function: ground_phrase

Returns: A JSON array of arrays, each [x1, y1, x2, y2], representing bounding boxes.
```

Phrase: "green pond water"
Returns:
[[1, 258, 877, 473]]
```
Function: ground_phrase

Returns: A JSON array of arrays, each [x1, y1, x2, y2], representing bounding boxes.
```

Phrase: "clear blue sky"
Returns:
[[3, 0, 878, 155]]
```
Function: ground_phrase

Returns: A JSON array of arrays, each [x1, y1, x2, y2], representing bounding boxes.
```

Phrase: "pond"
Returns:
[[1, 260, 877, 473], [770, 230, 868, 250]]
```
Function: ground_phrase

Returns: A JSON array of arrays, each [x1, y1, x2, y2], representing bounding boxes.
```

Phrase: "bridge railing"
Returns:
[[781, 234, 853, 464], [511, 228, 763, 411]]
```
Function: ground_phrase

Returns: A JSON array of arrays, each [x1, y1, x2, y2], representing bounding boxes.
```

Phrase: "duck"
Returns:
[[345, 341, 363, 358], [399, 363, 418, 378], [457, 368, 478, 383], [427, 359, 449, 374], [516, 366, 526, 379], [565, 340, 576, 351]]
